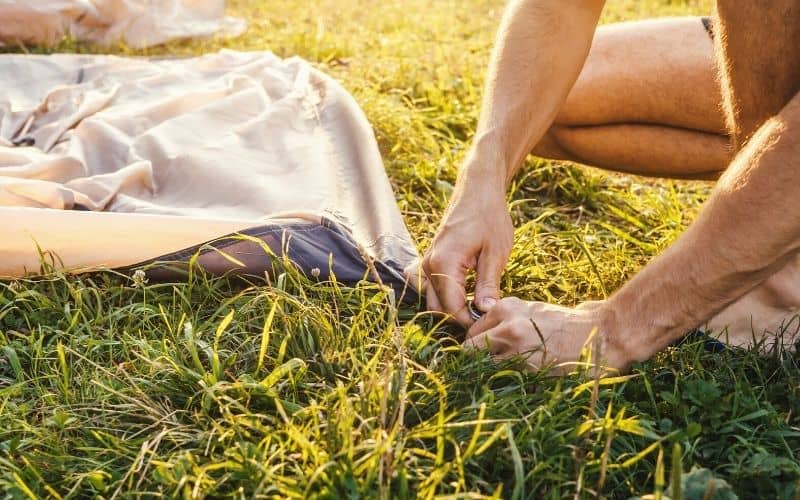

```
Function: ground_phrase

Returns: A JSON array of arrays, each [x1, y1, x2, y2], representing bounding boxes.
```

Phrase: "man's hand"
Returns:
[[465, 298, 631, 373], [418, 0, 605, 326], [422, 178, 514, 326]]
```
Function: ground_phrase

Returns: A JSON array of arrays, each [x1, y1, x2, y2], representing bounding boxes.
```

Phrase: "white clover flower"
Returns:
[[132, 269, 148, 287]]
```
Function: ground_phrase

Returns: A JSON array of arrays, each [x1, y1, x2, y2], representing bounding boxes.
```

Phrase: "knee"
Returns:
[[532, 124, 574, 161]]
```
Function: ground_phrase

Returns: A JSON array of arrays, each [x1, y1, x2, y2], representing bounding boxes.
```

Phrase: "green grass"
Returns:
[[2, 0, 799, 498]]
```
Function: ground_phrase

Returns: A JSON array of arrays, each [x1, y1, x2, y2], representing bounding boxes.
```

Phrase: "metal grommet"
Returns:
[[467, 299, 483, 321]]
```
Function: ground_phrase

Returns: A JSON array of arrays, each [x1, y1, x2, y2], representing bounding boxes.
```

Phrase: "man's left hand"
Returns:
[[465, 298, 631, 374]]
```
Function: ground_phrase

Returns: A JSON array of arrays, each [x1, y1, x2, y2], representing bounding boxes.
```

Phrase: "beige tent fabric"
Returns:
[[5, 208, 261, 274], [0, 50, 419, 277], [0, 0, 245, 48]]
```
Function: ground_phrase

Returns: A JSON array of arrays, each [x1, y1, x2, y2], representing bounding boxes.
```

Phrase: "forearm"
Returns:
[[606, 94, 800, 361], [459, 0, 605, 192]]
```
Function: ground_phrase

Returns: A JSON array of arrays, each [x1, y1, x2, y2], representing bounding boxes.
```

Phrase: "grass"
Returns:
[[1, 0, 799, 497]]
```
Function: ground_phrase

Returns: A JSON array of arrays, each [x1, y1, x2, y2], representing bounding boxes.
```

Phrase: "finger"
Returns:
[[474, 248, 508, 312], [466, 329, 548, 369], [464, 329, 504, 355], [465, 306, 502, 340], [424, 259, 471, 326], [425, 282, 444, 314]]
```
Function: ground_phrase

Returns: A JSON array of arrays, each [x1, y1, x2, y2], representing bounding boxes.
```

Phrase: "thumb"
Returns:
[[474, 249, 505, 312]]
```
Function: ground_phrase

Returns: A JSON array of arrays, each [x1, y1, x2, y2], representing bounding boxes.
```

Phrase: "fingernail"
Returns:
[[479, 298, 497, 310]]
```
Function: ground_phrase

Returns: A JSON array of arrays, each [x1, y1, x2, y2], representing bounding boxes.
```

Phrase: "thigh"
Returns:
[[556, 17, 726, 134], [715, 0, 800, 145]]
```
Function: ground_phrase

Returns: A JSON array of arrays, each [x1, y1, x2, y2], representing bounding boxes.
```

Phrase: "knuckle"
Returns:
[[421, 255, 432, 273], [495, 298, 516, 314], [422, 254, 443, 274], [512, 318, 531, 333], [506, 297, 525, 308], [494, 300, 510, 314], [527, 300, 545, 313], [426, 252, 448, 271], [475, 278, 500, 291], [491, 238, 512, 253]]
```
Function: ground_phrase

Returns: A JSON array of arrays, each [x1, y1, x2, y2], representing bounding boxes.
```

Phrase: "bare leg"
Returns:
[[542, 123, 728, 180], [715, 1, 800, 147], [704, 0, 800, 345], [533, 17, 731, 179], [708, 253, 800, 346]]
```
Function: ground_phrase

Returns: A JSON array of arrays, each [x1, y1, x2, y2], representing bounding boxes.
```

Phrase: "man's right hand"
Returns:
[[416, 0, 605, 327], [422, 176, 514, 326]]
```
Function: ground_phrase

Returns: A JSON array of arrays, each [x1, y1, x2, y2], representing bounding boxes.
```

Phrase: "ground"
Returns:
[[1, 0, 799, 498]]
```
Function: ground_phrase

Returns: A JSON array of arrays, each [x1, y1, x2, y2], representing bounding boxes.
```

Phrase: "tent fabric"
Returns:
[[135, 217, 421, 303], [0, 50, 420, 299], [0, 0, 245, 48]]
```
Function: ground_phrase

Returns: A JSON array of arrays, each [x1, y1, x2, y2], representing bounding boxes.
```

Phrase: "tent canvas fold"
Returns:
[[1, 51, 419, 301]]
